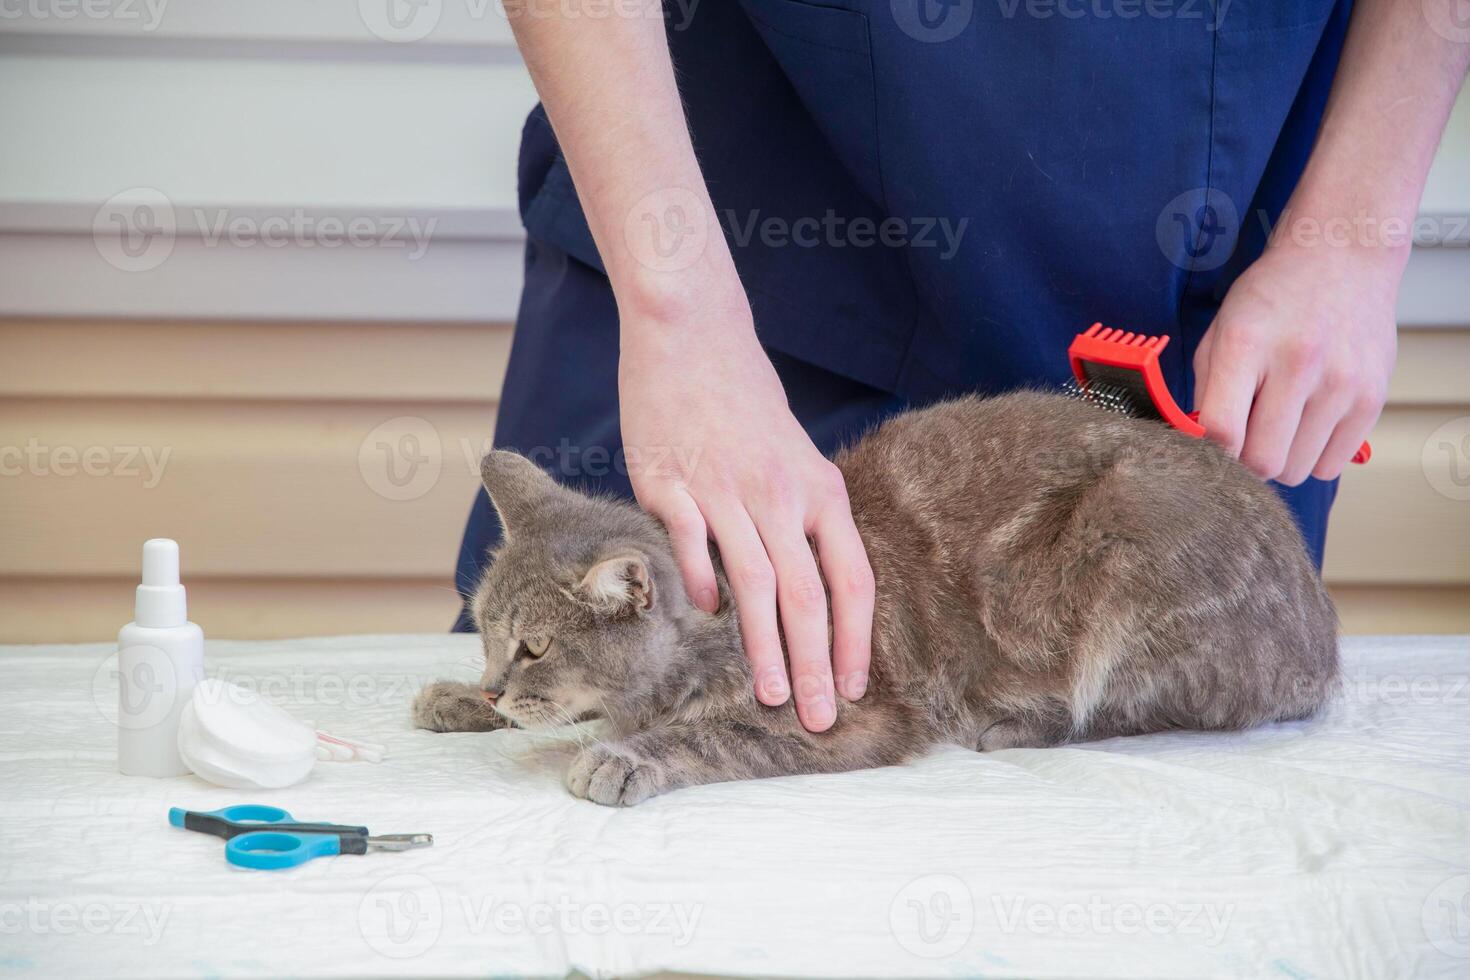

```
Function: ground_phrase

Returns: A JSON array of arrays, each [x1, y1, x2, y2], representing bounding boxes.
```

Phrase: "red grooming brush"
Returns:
[[1066, 323, 1370, 464]]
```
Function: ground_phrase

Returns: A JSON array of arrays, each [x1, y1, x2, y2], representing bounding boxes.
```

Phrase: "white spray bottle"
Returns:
[[118, 538, 205, 776]]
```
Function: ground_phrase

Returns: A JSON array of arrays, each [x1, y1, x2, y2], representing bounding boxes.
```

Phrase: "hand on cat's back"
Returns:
[[619, 318, 875, 736]]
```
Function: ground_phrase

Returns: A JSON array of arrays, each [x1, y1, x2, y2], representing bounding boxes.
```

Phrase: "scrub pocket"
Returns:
[[739, 0, 886, 207]]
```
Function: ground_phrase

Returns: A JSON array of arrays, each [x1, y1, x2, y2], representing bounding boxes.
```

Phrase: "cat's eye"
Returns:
[[523, 636, 551, 658]]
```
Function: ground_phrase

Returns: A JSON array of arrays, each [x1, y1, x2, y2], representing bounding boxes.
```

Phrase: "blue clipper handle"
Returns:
[[226, 831, 342, 870]]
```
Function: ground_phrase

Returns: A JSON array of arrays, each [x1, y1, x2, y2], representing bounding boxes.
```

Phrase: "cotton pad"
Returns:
[[177, 679, 318, 789]]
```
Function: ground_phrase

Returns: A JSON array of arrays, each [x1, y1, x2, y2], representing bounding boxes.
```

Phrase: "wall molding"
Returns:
[[0, 1, 519, 49], [2, 211, 1465, 324], [0, 230, 528, 321], [0, 200, 526, 240], [0, 30, 523, 64]]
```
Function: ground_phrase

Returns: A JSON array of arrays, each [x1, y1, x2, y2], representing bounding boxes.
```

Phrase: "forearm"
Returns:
[[504, 2, 744, 326], [1197, 1, 1468, 484], [1273, 0, 1470, 267], [507, 6, 870, 730]]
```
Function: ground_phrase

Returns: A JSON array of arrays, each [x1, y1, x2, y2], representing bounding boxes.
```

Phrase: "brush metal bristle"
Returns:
[[1061, 378, 1141, 418]]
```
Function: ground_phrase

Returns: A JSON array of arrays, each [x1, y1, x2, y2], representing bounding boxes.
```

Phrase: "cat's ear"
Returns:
[[577, 553, 654, 616], [480, 450, 559, 531]]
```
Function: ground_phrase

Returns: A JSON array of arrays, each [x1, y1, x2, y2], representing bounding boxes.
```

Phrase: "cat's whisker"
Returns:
[[550, 703, 603, 748], [588, 691, 619, 733], [514, 696, 589, 747], [543, 697, 616, 753]]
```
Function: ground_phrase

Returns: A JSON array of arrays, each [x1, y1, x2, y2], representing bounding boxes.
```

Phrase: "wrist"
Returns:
[[616, 269, 772, 392], [1262, 202, 1413, 280], [1266, 159, 1419, 275], [615, 253, 753, 333], [602, 186, 745, 323]]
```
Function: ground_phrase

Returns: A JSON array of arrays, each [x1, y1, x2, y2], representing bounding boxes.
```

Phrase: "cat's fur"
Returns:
[[414, 392, 1339, 805]]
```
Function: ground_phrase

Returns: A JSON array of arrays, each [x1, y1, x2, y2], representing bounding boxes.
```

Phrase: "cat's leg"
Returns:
[[566, 709, 916, 806], [411, 680, 511, 733], [565, 738, 669, 806], [975, 716, 1068, 751]]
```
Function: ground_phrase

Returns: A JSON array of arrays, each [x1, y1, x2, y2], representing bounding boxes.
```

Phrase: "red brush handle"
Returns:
[[1070, 324, 1370, 465], [1185, 411, 1370, 464]]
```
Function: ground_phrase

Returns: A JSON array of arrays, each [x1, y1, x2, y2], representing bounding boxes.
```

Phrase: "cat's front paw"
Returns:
[[566, 744, 666, 806], [412, 680, 508, 733]]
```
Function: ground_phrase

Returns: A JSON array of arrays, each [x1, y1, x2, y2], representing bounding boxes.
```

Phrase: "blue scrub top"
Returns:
[[455, 0, 1353, 623], [518, 0, 1352, 408]]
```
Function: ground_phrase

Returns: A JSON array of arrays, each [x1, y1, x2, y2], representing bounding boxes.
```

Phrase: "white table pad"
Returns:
[[2, 633, 1468, 978]]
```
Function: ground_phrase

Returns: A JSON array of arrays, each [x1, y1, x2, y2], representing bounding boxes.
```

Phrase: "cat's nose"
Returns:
[[480, 685, 502, 704]]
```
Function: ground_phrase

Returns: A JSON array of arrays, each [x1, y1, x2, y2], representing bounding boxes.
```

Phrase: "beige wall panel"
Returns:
[[1, 398, 498, 579], [3, 321, 1460, 405], [0, 320, 514, 402], [5, 404, 1458, 584], [1324, 405, 1470, 585], [5, 579, 1462, 645], [0, 577, 467, 644], [1387, 329, 1470, 406], [1328, 585, 1470, 635], [1, 319, 1466, 641]]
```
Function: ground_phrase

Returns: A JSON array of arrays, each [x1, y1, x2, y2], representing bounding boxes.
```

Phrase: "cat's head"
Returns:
[[469, 450, 702, 730]]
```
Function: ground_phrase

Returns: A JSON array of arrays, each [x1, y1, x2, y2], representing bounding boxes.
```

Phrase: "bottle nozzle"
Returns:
[[142, 538, 180, 587], [135, 538, 188, 628]]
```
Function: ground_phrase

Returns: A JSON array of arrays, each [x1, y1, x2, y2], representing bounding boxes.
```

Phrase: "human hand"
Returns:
[[618, 291, 873, 733], [1194, 240, 1398, 485]]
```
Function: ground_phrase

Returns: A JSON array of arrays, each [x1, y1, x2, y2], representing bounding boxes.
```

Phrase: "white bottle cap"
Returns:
[[135, 538, 188, 628]]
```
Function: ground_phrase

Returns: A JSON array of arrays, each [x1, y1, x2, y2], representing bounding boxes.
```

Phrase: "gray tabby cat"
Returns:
[[413, 392, 1338, 806]]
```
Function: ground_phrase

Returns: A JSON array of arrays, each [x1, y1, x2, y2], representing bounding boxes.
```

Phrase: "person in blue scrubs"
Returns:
[[458, 0, 1469, 731]]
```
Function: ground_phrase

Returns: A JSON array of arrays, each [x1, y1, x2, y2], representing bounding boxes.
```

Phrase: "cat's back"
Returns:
[[838, 389, 1276, 517], [846, 387, 1281, 499], [836, 390, 1338, 736], [835, 389, 1331, 629]]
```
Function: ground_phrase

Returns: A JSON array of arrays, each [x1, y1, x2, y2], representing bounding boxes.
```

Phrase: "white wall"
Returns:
[[0, 5, 535, 320], [0, 5, 1466, 323], [0, 6, 1467, 640]]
